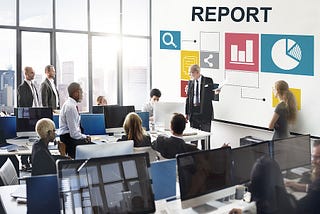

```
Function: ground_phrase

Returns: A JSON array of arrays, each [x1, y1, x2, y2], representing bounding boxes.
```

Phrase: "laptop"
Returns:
[[56, 153, 155, 213]]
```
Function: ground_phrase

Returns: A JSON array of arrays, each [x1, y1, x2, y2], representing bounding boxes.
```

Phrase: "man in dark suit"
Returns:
[[17, 66, 40, 171], [40, 65, 60, 110], [151, 113, 198, 159], [17, 66, 40, 107], [185, 64, 219, 150]]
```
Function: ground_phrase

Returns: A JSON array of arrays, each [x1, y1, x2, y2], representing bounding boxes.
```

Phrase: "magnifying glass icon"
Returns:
[[162, 32, 177, 48]]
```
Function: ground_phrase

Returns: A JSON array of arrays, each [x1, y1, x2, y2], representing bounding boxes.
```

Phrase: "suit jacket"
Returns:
[[17, 81, 38, 107], [40, 78, 60, 109], [151, 135, 198, 159], [185, 75, 215, 122]]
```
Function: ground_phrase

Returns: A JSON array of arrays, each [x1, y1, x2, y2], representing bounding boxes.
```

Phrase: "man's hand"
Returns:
[[85, 135, 91, 143]]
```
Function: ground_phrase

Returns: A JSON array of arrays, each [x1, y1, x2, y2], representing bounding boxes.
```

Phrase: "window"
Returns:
[[21, 31, 51, 93], [20, 0, 53, 28], [0, 0, 16, 26], [90, 0, 120, 33], [122, 0, 150, 36], [56, 0, 87, 31], [56, 33, 88, 112], [92, 36, 119, 105], [0, 29, 16, 112], [122, 37, 150, 110]]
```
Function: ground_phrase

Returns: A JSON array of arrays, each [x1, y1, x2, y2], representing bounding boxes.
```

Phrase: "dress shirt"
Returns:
[[48, 78, 59, 108], [58, 97, 86, 139], [193, 75, 202, 105], [25, 79, 39, 107]]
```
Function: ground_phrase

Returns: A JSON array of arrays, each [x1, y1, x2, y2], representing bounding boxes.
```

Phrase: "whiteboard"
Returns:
[[152, 0, 320, 137]]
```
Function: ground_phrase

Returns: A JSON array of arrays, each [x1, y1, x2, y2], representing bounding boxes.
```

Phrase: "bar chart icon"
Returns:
[[230, 40, 254, 65], [225, 33, 259, 72]]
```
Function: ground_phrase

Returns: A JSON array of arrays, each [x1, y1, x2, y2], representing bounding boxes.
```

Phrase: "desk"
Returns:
[[0, 184, 255, 214], [0, 185, 26, 213], [150, 127, 211, 150]]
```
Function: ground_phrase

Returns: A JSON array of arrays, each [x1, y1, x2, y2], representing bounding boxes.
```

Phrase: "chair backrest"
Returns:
[[136, 111, 149, 131], [80, 113, 106, 135], [0, 158, 18, 185], [52, 115, 59, 129], [134, 146, 159, 162], [150, 159, 177, 200]]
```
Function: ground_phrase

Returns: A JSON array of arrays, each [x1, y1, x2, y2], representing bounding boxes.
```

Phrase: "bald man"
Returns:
[[58, 82, 91, 158], [17, 66, 40, 107]]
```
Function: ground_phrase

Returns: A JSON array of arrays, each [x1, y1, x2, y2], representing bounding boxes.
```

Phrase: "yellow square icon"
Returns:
[[272, 88, 301, 110]]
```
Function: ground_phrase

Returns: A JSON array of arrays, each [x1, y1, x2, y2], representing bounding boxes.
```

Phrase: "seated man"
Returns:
[[58, 82, 91, 158], [31, 118, 67, 176], [151, 113, 198, 159], [142, 88, 161, 122]]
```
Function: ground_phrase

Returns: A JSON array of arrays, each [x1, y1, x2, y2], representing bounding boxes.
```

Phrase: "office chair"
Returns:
[[0, 158, 19, 186], [80, 113, 106, 135]]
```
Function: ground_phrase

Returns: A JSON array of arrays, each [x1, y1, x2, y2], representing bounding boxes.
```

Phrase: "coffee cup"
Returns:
[[235, 185, 247, 200]]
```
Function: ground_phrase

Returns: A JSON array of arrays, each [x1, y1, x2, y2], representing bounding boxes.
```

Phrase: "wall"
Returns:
[[152, 0, 320, 136]]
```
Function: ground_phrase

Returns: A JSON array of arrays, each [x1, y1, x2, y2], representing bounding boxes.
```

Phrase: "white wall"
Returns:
[[152, 0, 320, 136]]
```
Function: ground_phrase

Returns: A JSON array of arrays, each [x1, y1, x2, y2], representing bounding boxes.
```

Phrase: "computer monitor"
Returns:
[[92, 105, 119, 114], [75, 140, 134, 160], [103, 105, 135, 131], [153, 102, 185, 130], [177, 147, 233, 209], [57, 153, 156, 213], [231, 141, 271, 185], [14, 107, 53, 137], [272, 135, 311, 171]]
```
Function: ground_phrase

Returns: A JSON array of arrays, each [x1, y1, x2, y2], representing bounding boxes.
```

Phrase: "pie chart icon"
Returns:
[[271, 38, 302, 70]]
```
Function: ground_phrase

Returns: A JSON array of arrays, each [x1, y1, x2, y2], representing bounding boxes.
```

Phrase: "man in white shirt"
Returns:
[[142, 88, 161, 121], [58, 82, 91, 158], [40, 65, 60, 110]]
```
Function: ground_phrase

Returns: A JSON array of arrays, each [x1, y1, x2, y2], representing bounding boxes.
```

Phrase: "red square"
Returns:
[[181, 80, 188, 97], [225, 33, 259, 72]]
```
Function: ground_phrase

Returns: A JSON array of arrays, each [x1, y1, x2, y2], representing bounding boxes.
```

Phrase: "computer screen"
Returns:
[[14, 107, 53, 137], [272, 135, 311, 171], [153, 102, 185, 130], [231, 141, 271, 185], [75, 140, 134, 160], [102, 105, 135, 130], [57, 153, 155, 213], [177, 147, 232, 207]]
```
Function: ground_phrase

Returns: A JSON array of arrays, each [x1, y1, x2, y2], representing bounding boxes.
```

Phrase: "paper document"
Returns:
[[213, 80, 227, 91]]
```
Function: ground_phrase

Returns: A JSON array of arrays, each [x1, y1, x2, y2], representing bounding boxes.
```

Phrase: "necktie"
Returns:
[[31, 82, 39, 107], [196, 80, 200, 105]]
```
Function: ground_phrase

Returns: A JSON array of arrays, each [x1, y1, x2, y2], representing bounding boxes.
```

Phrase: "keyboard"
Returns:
[[10, 185, 26, 199]]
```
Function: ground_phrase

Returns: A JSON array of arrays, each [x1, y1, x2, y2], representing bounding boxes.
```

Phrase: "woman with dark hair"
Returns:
[[229, 156, 297, 214]]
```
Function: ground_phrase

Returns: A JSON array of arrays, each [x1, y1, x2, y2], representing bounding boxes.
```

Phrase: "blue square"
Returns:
[[160, 30, 181, 50]]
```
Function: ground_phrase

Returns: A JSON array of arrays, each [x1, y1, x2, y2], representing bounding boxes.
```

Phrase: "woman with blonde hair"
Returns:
[[269, 80, 297, 140], [117, 112, 151, 147]]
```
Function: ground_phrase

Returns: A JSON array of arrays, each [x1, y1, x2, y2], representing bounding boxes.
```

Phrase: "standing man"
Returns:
[[17, 66, 40, 107], [40, 65, 60, 110], [17, 66, 40, 171], [58, 82, 91, 158], [185, 64, 219, 150]]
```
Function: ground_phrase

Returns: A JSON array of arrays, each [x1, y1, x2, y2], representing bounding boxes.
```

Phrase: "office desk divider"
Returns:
[[137, 112, 150, 131], [150, 159, 177, 200], [80, 113, 106, 135]]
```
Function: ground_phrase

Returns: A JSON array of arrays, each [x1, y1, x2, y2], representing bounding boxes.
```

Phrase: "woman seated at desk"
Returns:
[[31, 118, 68, 176], [229, 156, 297, 214], [117, 112, 151, 147]]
